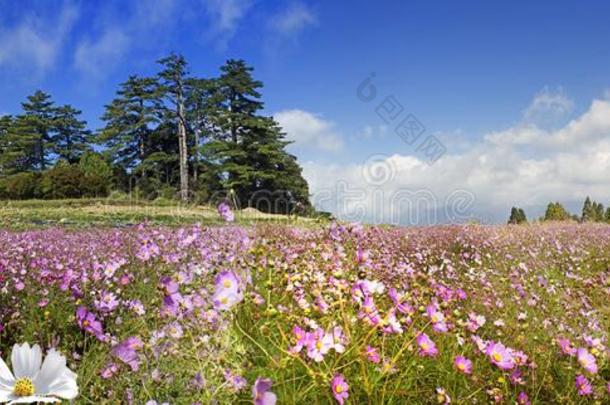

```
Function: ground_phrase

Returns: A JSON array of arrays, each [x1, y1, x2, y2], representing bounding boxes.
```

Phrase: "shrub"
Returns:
[[1, 172, 41, 199]]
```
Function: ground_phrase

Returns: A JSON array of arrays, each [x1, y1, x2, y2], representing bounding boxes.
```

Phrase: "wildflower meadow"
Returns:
[[1, 219, 609, 404]]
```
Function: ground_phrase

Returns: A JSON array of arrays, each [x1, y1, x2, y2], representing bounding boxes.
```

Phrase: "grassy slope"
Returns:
[[0, 198, 316, 229]]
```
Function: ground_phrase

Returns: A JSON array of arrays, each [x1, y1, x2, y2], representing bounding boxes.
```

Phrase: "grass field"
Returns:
[[0, 214, 609, 404], [0, 198, 315, 229]]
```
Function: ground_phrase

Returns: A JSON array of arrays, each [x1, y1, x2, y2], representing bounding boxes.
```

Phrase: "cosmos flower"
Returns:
[[435, 387, 451, 404], [252, 378, 277, 405], [486, 342, 515, 370], [0, 343, 78, 403], [365, 345, 381, 363], [75, 306, 105, 341], [577, 348, 598, 374], [218, 202, 235, 222], [357, 295, 381, 326], [427, 304, 448, 333], [517, 391, 531, 405], [416, 333, 439, 357], [453, 356, 472, 374], [466, 313, 486, 333], [94, 290, 120, 313], [289, 325, 310, 354], [331, 374, 349, 404], [557, 338, 577, 356], [306, 329, 333, 362], [575, 374, 592, 396], [112, 336, 143, 371]]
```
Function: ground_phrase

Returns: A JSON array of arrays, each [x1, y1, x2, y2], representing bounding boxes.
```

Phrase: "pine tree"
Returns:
[[0, 115, 13, 174], [185, 77, 215, 184], [205, 59, 311, 211], [605, 207, 610, 223], [99, 75, 159, 170], [21, 90, 56, 171], [2, 114, 40, 173], [582, 196, 594, 222], [519, 208, 527, 224], [544, 202, 570, 221], [53, 105, 91, 163], [157, 54, 191, 202], [594, 202, 604, 222], [508, 207, 527, 224]]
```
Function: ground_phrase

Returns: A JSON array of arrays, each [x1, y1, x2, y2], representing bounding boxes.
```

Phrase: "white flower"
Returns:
[[0, 343, 78, 403]]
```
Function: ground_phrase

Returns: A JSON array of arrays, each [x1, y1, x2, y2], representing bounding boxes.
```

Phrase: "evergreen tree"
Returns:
[[98, 75, 159, 170], [508, 207, 527, 224], [544, 202, 570, 221], [53, 105, 91, 163], [582, 196, 594, 222], [157, 54, 191, 202], [205, 59, 311, 211], [0, 115, 13, 174], [593, 201, 604, 221], [605, 207, 610, 222], [185, 77, 215, 184], [1, 114, 40, 173], [21, 90, 56, 171], [519, 208, 527, 224]]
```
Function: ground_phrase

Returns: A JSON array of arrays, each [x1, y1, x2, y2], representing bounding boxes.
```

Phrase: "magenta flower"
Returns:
[[454, 355, 472, 374], [95, 290, 120, 313], [306, 328, 333, 362], [112, 336, 143, 371], [416, 333, 438, 357], [357, 295, 381, 326], [486, 341, 515, 370], [557, 337, 577, 356], [218, 202, 235, 222], [427, 304, 448, 333], [517, 391, 531, 405], [331, 374, 349, 404], [575, 374, 592, 396], [213, 271, 243, 310], [290, 325, 310, 354], [365, 345, 381, 363], [577, 348, 598, 374], [252, 378, 277, 405], [75, 306, 105, 341]]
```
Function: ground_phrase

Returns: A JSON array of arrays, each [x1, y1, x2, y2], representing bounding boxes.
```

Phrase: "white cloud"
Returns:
[[201, 0, 252, 48], [275, 109, 344, 152], [303, 96, 610, 225], [0, 2, 78, 76], [74, 29, 130, 79], [270, 2, 316, 36], [522, 87, 574, 129]]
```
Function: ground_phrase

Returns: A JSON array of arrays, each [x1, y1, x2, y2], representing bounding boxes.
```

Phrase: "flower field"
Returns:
[[1, 222, 609, 404]]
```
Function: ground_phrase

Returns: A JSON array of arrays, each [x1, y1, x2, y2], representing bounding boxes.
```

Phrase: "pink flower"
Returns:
[[290, 325, 309, 354], [112, 336, 143, 371], [252, 378, 277, 405], [575, 374, 592, 396], [307, 328, 333, 362], [486, 341, 515, 370], [416, 333, 438, 357], [331, 374, 349, 404], [75, 306, 105, 341], [517, 391, 531, 405], [454, 355, 472, 374], [218, 202, 234, 222], [358, 295, 381, 326], [365, 345, 381, 363], [577, 348, 598, 374], [427, 304, 448, 333], [467, 313, 486, 333], [557, 337, 577, 356]]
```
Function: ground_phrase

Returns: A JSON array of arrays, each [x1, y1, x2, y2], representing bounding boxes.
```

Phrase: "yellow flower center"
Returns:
[[432, 314, 440, 323], [13, 378, 35, 397], [421, 342, 429, 350], [83, 320, 90, 327], [316, 341, 323, 350], [493, 352, 502, 362], [222, 280, 232, 288], [457, 363, 465, 370], [335, 385, 343, 393], [220, 297, 229, 305]]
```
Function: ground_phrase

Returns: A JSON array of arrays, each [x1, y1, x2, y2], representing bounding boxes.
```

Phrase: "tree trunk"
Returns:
[[178, 101, 188, 202]]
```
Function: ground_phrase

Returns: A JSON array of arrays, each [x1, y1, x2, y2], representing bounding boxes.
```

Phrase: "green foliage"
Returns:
[[543, 202, 571, 221], [0, 172, 41, 199], [508, 206, 527, 224], [581, 196, 606, 222], [1, 56, 313, 212]]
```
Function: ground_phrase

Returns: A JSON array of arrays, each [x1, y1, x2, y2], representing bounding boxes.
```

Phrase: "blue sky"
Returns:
[[2, 0, 610, 223]]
